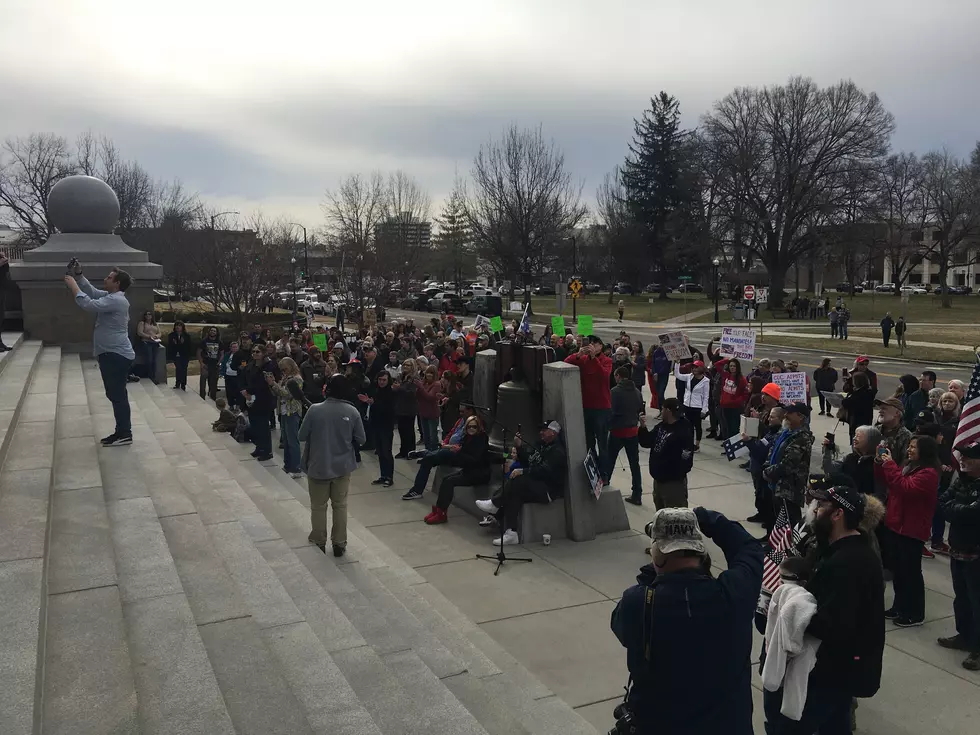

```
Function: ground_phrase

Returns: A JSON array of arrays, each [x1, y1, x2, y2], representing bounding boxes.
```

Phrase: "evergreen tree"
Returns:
[[620, 92, 697, 298], [432, 179, 472, 293]]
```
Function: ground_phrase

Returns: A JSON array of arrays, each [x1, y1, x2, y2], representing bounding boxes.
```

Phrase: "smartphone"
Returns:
[[876, 445, 888, 458]]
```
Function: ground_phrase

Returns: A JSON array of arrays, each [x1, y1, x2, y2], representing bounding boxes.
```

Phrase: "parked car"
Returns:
[[935, 285, 972, 295], [464, 294, 503, 316], [900, 285, 928, 295], [427, 292, 465, 312], [583, 281, 602, 294], [533, 283, 558, 295], [643, 283, 674, 294], [835, 282, 864, 293], [675, 283, 704, 293], [874, 283, 896, 293]]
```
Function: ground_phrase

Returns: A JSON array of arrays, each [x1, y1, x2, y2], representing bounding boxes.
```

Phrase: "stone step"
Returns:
[[146, 380, 595, 734], [0, 340, 43, 464]]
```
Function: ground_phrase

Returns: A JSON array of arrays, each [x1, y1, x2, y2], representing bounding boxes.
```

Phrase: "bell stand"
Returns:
[[474, 411, 533, 576]]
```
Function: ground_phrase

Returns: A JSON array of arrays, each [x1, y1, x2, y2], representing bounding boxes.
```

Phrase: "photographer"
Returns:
[[64, 261, 135, 447], [610, 507, 763, 734]]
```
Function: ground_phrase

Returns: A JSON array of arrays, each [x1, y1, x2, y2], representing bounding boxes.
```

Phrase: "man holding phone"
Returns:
[[64, 260, 135, 446]]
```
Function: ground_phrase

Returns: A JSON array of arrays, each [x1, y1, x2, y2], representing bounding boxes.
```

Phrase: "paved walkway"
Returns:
[[760, 329, 974, 352], [353, 387, 980, 734]]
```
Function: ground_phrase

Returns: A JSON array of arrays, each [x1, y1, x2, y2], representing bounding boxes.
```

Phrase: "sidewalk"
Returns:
[[761, 329, 974, 352], [350, 391, 980, 734]]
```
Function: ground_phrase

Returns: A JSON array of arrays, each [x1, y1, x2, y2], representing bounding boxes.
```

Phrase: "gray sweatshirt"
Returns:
[[298, 397, 365, 480]]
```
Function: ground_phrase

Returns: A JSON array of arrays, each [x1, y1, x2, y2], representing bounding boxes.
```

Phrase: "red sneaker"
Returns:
[[425, 507, 448, 525], [423, 506, 438, 523], [922, 546, 935, 559]]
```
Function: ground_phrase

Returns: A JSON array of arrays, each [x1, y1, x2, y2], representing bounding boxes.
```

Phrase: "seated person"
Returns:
[[400, 403, 476, 500], [475, 421, 567, 546], [211, 397, 239, 433], [423, 416, 492, 525]]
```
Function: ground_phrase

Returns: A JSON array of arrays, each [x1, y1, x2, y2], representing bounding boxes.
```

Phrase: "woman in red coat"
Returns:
[[718, 358, 749, 438], [875, 435, 941, 627]]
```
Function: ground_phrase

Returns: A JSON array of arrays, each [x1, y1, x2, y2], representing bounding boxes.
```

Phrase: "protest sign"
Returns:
[[741, 415, 759, 437], [489, 315, 504, 334], [773, 371, 807, 403], [474, 314, 490, 330], [577, 315, 593, 336], [657, 331, 691, 361], [362, 309, 376, 327], [720, 327, 756, 360], [509, 301, 522, 311], [584, 450, 604, 499], [312, 333, 328, 352], [551, 316, 566, 337]]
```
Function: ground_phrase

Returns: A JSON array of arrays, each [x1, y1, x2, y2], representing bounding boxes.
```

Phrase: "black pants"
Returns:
[[684, 406, 703, 443], [200, 362, 219, 400], [885, 528, 925, 621], [225, 375, 240, 409], [492, 475, 554, 533], [249, 407, 273, 457], [951, 557, 980, 652], [882, 329, 891, 347], [174, 357, 189, 388], [409, 447, 455, 493], [396, 415, 417, 455], [436, 468, 491, 511], [97, 352, 133, 436], [764, 679, 852, 734], [374, 423, 394, 480], [707, 397, 719, 436], [675, 379, 686, 406], [817, 393, 827, 413]]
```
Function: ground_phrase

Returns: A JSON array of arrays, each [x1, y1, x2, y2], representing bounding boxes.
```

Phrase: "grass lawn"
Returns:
[[533, 293, 716, 322], [787, 325, 980, 348], [756, 334, 974, 364], [743, 293, 980, 324]]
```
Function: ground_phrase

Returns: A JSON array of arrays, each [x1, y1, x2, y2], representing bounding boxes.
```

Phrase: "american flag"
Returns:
[[953, 361, 980, 449], [519, 303, 531, 334], [761, 500, 802, 592], [722, 435, 748, 461]]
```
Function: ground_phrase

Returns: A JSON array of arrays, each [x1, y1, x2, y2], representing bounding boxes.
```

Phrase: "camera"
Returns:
[[608, 702, 638, 734], [824, 432, 836, 452], [66, 257, 79, 276]]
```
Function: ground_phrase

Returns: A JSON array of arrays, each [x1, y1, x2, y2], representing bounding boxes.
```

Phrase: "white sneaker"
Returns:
[[492, 529, 519, 546], [290, 472, 304, 479], [475, 499, 498, 513]]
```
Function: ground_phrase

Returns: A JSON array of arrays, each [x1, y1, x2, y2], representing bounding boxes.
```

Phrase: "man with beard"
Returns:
[[874, 397, 912, 466], [764, 484, 885, 734]]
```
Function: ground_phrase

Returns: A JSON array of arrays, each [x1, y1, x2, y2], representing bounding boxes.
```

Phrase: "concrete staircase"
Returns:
[[0, 346, 597, 734]]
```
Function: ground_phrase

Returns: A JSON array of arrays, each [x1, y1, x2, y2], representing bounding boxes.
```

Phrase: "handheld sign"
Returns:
[[489, 315, 504, 334], [577, 315, 593, 337], [551, 315, 566, 337], [657, 331, 691, 361], [773, 372, 807, 403], [312, 333, 328, 352], [720, 327, 756, 361]]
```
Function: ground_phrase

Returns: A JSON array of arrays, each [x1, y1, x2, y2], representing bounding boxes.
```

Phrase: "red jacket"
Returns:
[[438, 354, 456, 375], [719, 374, 748, 409], [874, 461, 939, 542], [416, 380, 443, 420], [565, 352, 613, 409]]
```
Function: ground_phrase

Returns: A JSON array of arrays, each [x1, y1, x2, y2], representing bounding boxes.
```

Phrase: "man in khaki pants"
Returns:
[[299, 374, 365, 556]]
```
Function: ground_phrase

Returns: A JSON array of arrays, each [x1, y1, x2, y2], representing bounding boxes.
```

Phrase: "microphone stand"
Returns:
[[474, 414, 533, 576]]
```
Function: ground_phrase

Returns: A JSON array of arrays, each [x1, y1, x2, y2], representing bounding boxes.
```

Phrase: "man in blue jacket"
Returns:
[[610, 506, 763, 734]]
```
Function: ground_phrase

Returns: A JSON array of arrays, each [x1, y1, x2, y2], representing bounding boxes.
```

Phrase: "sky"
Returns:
[[2, 0, 978, 231]]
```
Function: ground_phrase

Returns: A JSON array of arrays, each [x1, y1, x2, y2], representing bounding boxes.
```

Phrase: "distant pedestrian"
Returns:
[[837, 306, 850, 340], [829, 309, 839, 339], [618, 299, 625, 322], [813, 358, 839, 416], [896, 316, 908, 348], [881, 312, 895, 347]]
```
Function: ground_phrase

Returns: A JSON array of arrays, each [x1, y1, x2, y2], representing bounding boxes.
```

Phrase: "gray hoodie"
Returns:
[[298, 397, 365, 480]]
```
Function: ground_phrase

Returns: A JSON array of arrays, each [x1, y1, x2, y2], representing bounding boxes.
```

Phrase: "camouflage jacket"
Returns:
[[764, 428, 815, 506], [878, 423, 912, 466]]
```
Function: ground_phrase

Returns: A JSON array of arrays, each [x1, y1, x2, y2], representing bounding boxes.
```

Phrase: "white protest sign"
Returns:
[[657, 331, 691, 361], [473, 314, 490, 330], [720, 327, 757, 361], [773, 371, 807, 403], [741, 415, 759, 437]]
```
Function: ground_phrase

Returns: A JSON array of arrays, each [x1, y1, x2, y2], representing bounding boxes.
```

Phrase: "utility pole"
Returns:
[[289, 223, 309, 282], [571, 236, 578, 320]]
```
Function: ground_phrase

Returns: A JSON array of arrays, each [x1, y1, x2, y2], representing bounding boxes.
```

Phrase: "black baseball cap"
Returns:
[[808, 484, 866, 522], [785, 402, 811, 417], [956, 441, 980, 459]]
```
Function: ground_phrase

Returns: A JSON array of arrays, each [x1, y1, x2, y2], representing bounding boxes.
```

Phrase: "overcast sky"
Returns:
[[2, 0, 978, 230]]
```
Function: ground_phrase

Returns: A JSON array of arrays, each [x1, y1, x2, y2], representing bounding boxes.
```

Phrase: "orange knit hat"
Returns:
[[761, 383, 782, 401]]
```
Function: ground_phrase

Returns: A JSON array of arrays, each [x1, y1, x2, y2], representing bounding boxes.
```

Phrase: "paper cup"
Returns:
[[542, 534, 551, 546]]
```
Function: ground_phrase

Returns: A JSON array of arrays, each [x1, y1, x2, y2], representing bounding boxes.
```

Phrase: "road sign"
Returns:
[[756, 286, 769, 304], [568, 278, 583, 298], [678, 275, 693, 281], [743, 285, 756, 301]]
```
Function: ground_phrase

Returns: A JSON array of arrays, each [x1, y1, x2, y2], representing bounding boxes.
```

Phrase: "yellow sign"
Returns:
[[569, 278, 583, 298]]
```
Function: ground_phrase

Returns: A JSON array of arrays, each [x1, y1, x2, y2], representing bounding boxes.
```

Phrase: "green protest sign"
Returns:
[[551, 315, 566, 337], [577, 315, 593, 336], [489, 316, 504, 333], [312, 333, 328, 351]]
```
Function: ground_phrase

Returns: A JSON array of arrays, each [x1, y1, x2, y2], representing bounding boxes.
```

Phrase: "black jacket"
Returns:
[[611, 509, 762, 734], [244, 359, 276, 412], [300, 359, 328, 401], [806, 534, 885, 697], [841, 386, 875, 432], [812, 366, 839, 393], [939, 473, 980, 555], [638, 418, 693, 482], [823, 450, 877, 497], [610, 381, 644, 432], [518, 439, 567, 498], [448, 432, 492, 476], [369, 383, 397, 428], [167, 331, 193, 361]]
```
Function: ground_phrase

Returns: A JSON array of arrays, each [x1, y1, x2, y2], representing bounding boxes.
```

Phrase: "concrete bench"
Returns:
[[432, 465, 569, 543], [132, 341, 166, 383]]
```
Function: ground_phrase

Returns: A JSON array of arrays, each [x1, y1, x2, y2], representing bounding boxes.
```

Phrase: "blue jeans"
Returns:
[[97, 352, 133, 436], [280, 412, 301, 472], [839, 322, 848, 339], [583, 408, 611, 472], [605, 434, 642, 494], [420, 417, 440, 451], [764, 680, 852, 734], [409, 447, 455, 493]]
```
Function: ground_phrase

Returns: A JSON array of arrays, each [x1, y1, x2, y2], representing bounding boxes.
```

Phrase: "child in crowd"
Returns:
[[211, 397, 238, 433]]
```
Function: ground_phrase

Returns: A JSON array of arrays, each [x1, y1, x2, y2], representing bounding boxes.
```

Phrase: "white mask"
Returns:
[[803, 498, 819, 527]]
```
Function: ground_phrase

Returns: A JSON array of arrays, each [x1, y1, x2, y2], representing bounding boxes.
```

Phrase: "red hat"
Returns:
[[761, 383, 782, 400], [856, 355, 870, 364], [692, 360, 705, 368]]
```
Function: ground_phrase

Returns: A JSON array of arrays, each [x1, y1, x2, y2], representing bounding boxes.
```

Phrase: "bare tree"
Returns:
[[74, 133, 156, 233], [0, 133, 74, 243], [701, 77, 895, 306], [465, 125, 586, 304], [375, 171, 432, 293], [322, 173, 385, 311], [921, 149, 980, 308], [596, 167, 640, 303]]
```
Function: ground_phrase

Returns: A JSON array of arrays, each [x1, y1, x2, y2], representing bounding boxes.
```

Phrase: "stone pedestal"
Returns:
[[473, 348, 497, 412], [9, 176, 163, 356], [543, 361, 630, 541]]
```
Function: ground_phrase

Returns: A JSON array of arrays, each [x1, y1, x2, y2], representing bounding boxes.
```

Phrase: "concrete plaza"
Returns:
[[358, 407, 980, 734]]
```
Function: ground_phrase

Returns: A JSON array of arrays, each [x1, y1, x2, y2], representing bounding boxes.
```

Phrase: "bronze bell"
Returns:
[[488, 377, 541, 451]]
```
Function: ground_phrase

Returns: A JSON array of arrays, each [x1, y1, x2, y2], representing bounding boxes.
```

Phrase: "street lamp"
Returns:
[[288, 223, 309, 282], [290, 257, 297, 320], [210, 211, 239, 230], [712, 258, 721, 324]]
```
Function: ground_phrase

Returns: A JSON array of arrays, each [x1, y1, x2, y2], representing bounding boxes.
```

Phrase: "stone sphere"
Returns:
[[48, 175, 120, 234]]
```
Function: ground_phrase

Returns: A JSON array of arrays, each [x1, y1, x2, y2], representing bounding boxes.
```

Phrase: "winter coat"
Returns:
[[517, 439, 567, 499], [631, 352, 646, 390], [166, 331, 193, 361], [609, 381, 644, 433], [841, 387, 875, 436], [764, 428, 815, 507], [369, 383, 397, 428], [674, 364, 710, 411], [939, 472, 980, 555], [416, 379, 443, 420], [393, 377, 420, 417], [822, 450, 877, 498], [651, 347, 671, 375], [611, 509, 762, 735], [564, 352, 613, 410], [812, 366, 838, 393], [875, 461, 939, 542], [719, 374, 748, 409], [638, 417, 694, 482]]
